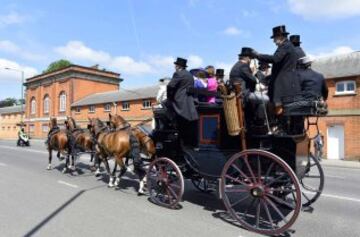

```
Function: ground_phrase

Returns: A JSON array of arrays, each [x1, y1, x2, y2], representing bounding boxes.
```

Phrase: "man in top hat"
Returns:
[[255, 61, 271, 87], [215, 68, 225, 83], [167, 57, 199, 148], [297, 56, 328, 100], [230, 47, 268, 122], [251, 25, 300, 114], [290, 35, 306, 59]]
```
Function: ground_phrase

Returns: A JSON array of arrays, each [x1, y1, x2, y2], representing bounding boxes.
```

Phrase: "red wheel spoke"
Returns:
[[265, 197, 289, 224], [255, 199, 261, 228], [231, 164, 251, 182], [257, 155, 262, 183], [267, 193, 296, 210], [224, 187, 249, 193], [261, 199, 275, 230], [244, 155, 257, 184], [265, 173, 287, 186], [167, 185, 178, 200], [244, 198, 256, 218], [230, 194, 250, 208], [264, 162, 274, 181], [225, 175, 250, 187]]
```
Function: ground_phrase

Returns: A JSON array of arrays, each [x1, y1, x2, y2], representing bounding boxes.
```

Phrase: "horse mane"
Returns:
[[69, 117, 77, 128], [95, 118, 105, 127]]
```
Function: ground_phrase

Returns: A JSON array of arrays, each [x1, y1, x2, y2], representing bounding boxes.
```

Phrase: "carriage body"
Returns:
[[147, 89, 325, 235]]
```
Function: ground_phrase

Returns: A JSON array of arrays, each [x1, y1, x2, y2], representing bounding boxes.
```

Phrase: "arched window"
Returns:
[[31, 97, 36, 115], [43, 95, 50, 114], [59, 91, 66, 112]]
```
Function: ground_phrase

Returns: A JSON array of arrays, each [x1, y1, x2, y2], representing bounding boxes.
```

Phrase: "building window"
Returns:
[[75, 107, 81, 113], [89, 105, 95, 113], [31, 98, 36, 115], [29, 124, 35, 132], [43, 95, 50, 114], [42, 124, 49, 133], [335, 81, 356, 95], [142, 100, 152, 109], [104, 104, 111, 112], [122, 102, 130, 111], [59, 91, 66, 112]]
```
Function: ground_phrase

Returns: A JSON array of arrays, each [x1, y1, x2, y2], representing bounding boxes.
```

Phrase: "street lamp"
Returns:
[[4, 67, 25, 123]]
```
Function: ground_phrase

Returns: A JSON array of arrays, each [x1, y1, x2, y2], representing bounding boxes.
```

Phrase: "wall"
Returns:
[[0, 113, 23, 139]]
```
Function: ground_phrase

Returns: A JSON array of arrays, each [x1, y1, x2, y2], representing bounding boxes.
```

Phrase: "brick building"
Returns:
[[23, 65, 122, 138], [0, 105, 24, 139], [312, 52, 360, 160], [70, 86, 158, 127]]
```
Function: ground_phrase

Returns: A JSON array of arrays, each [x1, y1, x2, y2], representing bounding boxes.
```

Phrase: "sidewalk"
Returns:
[[321, 159, 360, 169]]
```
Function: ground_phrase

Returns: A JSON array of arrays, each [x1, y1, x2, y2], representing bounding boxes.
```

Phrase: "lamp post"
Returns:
[[4, 67, 25, 124]]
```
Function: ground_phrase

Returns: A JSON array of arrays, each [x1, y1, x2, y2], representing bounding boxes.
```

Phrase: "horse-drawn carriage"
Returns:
[[144, 85, 326, 236]]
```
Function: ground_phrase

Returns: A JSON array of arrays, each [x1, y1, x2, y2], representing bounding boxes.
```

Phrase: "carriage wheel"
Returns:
[[220, 150, 302, 236], [191, 177, 212, 193], [146, 157, 184, 209], [300, 153, 325, 207]]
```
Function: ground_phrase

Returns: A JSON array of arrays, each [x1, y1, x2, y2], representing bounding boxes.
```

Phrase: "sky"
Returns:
[[1, 0, 360, 100]]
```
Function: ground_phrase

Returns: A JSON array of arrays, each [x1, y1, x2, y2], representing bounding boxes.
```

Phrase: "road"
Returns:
[[0, 139, 359, 237]]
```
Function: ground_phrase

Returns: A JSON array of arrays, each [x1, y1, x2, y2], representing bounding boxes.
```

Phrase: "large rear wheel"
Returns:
[[147, 157, 184, 209], [220, 149, 302, 236], [300, 153, 324, 207]]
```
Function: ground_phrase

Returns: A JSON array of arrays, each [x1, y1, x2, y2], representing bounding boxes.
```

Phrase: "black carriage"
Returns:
[[146, 87, 326, 236]]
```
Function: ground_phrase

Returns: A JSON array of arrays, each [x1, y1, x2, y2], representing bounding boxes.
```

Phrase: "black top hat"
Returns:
[[215, 69, 224, 77], [258, 61, 270, 69], [290, 35, 301, 44], [174, 57, 188, 68], [270, 25, 289, 39], [239, 47, 253, 57]]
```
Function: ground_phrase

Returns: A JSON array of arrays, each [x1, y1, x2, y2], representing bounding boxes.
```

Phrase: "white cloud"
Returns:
[[223, 26, 242, 36], [188, 55, 203, 67], [55, 41, 207, 77], [0, 40, 46, 61], [288, 0, 360, 19], [309, 46, 355, 59], [0, 58, 38, 81], [55, 41, 111, 63], [0, 11, 26, 28]]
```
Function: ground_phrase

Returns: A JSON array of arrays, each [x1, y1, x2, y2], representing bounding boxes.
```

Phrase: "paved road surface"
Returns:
[[0, 140, 359, 237]]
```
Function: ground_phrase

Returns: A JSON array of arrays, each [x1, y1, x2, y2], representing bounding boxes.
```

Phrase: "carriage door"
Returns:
[[327, 125, 344, 160]]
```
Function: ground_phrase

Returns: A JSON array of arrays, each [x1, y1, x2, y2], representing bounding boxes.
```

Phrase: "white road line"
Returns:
[[326, 175, 346, 179], [304, 191, 360, 203], [0, 145, 48, 154], [0, 162, 7, 167], [57, 180, 78, 188]]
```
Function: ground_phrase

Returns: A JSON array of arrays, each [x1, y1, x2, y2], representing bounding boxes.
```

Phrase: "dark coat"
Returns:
[[229, 61, 257, 96], [257, 39, 300, 105], [297, 68, 328, 100], [167, 69, 199, 121], [294, 46, 306, 59]]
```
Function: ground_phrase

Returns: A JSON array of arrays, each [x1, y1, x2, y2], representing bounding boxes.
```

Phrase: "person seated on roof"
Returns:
[[205, 65, 218, 104], [230, 47, 269, 123], [191, 68, 209, 102], [297, 56, 328, 101]]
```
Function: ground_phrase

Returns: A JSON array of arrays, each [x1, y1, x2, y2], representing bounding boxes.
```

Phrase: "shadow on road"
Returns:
[[23, 185, 103, 237]]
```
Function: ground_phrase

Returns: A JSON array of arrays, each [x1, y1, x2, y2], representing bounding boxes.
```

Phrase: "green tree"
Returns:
[[0, 97, 18, 108], [43, 59, 72, 73]]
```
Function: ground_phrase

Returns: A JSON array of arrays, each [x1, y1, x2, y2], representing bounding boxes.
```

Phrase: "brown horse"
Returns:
[[88, 118, 131, 186], [47, 117, 70, 170], [109, 114, 156, 159], [64, 116, 97, 172]]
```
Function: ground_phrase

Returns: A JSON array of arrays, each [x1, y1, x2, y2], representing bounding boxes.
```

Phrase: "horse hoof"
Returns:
[[137, 189, 145, 196], [114, 177, 120, 186], [94, 169, 101, 177], [108, 183, 115, 188], [46, 165, 52, 170], [62, 168, 67, 173]]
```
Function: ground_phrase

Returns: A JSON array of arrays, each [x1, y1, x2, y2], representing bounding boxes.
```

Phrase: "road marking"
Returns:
[[304, 191, 360, 203], [0, 162, 7, 167], [57, 180, 78, 189], [0, 145, 48, 154], [326, 175, 346, 179]]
